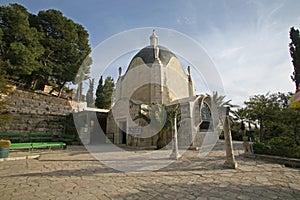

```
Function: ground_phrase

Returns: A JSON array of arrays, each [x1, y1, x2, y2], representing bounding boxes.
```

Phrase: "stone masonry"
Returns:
[[0, 89, 73, 135]]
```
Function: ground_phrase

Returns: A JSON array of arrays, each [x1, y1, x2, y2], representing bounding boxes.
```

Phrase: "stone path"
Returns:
[[0, 141, 299, 199]]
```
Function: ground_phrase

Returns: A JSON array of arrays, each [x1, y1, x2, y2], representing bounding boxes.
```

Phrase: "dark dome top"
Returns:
[[126, 45, 178, 73]]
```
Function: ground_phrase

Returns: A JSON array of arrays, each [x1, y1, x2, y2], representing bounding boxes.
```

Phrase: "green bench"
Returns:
[[57, 134, 77, 144], [10, 142, 66, 151], [29, 132, 54, 142], [0, 132, 67, 152], [10, 143, 32, 149], [0, 132, 29, 143]]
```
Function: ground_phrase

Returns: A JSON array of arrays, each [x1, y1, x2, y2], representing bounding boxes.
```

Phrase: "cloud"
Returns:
[[190, 0, 298, 105], [176, 16, 196, 25], [218, 46, 245, 59]]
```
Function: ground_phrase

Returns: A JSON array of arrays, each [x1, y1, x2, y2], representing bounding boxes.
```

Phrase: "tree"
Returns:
[[86, 79, 94, 107], [210, 91, 236, 108], [243, 92, 294, 142], [33, 9, 92, 96], [134, 103, 181, 158], [103, 77, 115, 109], [0, 4, 92, 94], [95, 76, 104, 108], [0, 4, 44, 88], [95, 76, 115, 109], [209, 91, 238, 120], [208, 91, 238, 168], [242, 92, 300, 158], [289, 27, 300, 91]]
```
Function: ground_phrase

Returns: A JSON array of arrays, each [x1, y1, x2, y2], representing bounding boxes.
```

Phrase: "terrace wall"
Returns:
[[0, 89, 73, 135]]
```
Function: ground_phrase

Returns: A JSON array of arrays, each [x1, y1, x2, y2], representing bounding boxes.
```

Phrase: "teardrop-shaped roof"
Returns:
[[126, 45, 178, 73]]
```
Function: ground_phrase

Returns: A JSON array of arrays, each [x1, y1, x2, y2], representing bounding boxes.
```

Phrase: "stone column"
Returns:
[[170, 114, 181, 160], [223, 109, 238, 169]]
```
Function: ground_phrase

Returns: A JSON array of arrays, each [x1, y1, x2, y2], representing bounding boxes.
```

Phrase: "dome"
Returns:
[[126, 45, 178, 72], [115, 31, 194, 105], [125, 31, 185, 75]]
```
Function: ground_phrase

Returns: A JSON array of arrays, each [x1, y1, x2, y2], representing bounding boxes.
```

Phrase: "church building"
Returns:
[[105, 31, 216, 148]]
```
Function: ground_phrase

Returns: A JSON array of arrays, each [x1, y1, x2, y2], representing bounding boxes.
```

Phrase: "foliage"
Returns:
[[0, 4, 92, 96], [95, 76, 104, 108], [134, 103, 180, 149], [241, 92, 300, 158], [243, 92, 291, 142], [289, 27, 300, 91], [0, 64, 12, 124], [95, 76, 115, 109], [32, 9, 92, 96], [252, 142, 271, 155], [86, 79, 94, 107], [210, 91, 237, 108], [208, 91, 239, 125], [0, 4, 44, 88]]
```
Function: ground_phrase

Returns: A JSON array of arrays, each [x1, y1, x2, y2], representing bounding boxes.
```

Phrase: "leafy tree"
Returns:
[[0, 4, 44, 88], [32, 9, 92, 96], [242, 92, 300, 158], [95, 76, 115, 109], [86, 78, 94, 107], [244, 93, 281, 142], [0, 4, 92, 94], [289, 27, 300, 91]]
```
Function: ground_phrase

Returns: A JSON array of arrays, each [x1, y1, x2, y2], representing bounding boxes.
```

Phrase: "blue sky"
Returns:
[[2, 0, 300, 105]]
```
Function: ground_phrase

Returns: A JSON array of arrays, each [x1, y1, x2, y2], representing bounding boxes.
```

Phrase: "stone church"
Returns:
[[105, 31, 216, 148]]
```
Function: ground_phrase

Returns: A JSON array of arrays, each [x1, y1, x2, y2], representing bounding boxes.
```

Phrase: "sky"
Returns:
[[2, 0, 300, 106]]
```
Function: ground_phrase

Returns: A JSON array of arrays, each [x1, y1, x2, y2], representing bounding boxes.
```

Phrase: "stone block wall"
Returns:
[[0, 90, 73, 135], [8, 90, 72, 115]]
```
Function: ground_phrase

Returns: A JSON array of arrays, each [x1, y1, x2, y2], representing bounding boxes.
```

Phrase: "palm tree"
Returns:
[[208, 91, 238, 168], [134, 103, 181, 159]]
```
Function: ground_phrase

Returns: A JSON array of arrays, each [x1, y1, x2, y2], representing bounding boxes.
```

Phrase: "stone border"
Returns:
[[0, 155, 40, 162], [244, 153, 300, 168]]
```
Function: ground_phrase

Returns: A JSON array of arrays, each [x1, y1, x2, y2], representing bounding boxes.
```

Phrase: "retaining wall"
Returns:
[[0, 90, 73, 135]]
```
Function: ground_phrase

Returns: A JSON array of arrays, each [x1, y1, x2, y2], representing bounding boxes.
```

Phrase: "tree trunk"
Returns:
[[58, 81, 66, 97]]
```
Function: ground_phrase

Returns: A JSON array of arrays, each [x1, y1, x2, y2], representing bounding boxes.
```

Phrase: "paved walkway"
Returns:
[[0, 141, 299, 200]]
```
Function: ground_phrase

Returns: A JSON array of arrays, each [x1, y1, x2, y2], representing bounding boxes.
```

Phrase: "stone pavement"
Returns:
[[0, 141, 299, 200]]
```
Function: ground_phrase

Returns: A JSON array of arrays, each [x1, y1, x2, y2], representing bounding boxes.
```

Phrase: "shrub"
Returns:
[[253, 142, 271, 154]]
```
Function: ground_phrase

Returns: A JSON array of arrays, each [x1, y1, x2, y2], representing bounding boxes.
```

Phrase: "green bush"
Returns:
[[253, 142, 271, 154], [268, 136, 299, 158], [253, 136, 300, 159]]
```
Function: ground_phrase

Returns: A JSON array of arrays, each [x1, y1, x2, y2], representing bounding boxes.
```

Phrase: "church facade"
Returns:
[[105, 32, 216, 148]]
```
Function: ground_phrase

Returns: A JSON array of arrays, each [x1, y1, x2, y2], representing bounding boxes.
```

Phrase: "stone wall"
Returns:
[[0, 89, 73, 135]]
